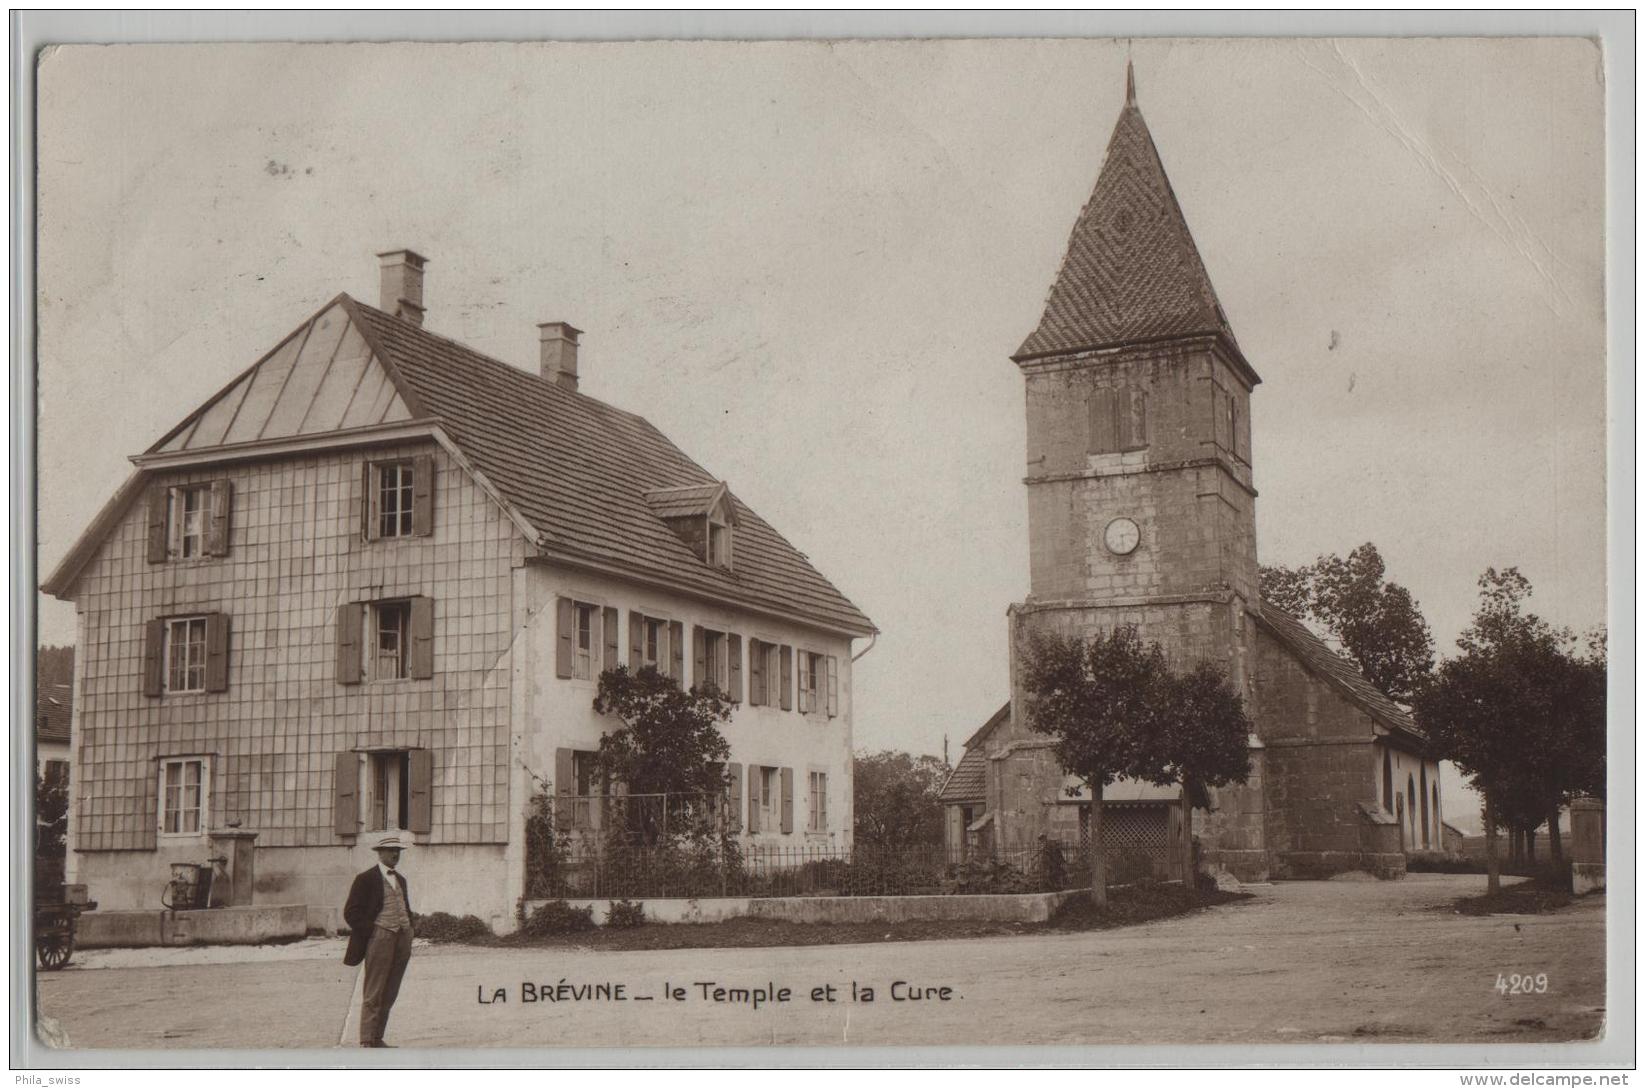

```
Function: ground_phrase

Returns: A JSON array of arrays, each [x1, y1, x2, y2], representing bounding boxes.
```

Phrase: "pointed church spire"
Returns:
[[1014, 68, 1256, 385]]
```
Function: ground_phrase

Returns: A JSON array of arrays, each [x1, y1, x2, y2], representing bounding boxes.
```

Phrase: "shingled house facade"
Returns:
[[44, 253, 874, 929], [940, 72, 1440, 881]]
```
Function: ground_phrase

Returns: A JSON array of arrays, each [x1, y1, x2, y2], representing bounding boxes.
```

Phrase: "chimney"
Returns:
[[377, 249, 428, 326], [538, 322, 583, 391]]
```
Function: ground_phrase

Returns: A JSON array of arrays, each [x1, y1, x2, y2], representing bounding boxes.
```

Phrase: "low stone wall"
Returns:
[[76, 904, 308, 949], [519, 890, 1082, 929], [748, 891, 1080, 925], [544, 897, 754, 926]]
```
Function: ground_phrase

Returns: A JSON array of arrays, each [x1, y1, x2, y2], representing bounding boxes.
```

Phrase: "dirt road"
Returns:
[[35, 874, 1606, 1050]]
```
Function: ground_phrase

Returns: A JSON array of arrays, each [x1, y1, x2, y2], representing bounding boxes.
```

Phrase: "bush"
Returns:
[[518, 899, 597, 937], [606, 900, 646, 929], [415, 912, 494, 943]]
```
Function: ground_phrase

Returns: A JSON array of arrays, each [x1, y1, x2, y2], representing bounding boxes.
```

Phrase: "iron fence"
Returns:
[[528, 836, 1096, 901]]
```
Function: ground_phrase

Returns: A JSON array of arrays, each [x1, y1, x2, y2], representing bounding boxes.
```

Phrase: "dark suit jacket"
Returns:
[[343, 865, 413, 966]]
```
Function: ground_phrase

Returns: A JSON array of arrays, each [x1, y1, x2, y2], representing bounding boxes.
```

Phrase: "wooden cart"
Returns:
[[34, 884, 95, 970]]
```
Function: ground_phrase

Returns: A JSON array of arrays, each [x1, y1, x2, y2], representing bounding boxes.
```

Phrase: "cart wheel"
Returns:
[[36, 933, 73, 971]]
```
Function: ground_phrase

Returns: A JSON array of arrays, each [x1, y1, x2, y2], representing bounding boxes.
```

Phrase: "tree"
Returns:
[[853, 750, 950, 847], [590, 665, 733, 843], [1019, 626, 1251, 905], [1413, 568, 1606, 891], [1260, 543, 1434, 703]]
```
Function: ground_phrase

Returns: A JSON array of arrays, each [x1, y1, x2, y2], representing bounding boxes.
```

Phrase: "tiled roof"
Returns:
[[1256, 603, 1423, 742], [1015, 94, 1244, 366], [36, 685, 71, 744], [939, 701, 1009, 803], [345, 299, 874, 636], [938, 747, 987, 804]]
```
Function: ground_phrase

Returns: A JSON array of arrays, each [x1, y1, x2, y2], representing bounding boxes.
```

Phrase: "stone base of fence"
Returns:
[[748, 890, 1082, 925], [522, 890, 1085, 929]]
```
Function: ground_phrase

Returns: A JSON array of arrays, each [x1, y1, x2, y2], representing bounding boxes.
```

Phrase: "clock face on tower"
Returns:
[[1104, 517, 1141, 556]]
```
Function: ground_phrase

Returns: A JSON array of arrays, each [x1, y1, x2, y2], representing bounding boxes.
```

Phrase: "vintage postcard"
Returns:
[[21, 27, 1626, 1070]]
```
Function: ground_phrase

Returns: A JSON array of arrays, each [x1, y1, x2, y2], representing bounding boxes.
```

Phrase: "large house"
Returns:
[[939, 72, 1441, 881], [44, 252, 875, 929]]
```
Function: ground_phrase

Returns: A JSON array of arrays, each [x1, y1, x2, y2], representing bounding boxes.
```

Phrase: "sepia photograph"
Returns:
[[17, 19, 1629, 1071]]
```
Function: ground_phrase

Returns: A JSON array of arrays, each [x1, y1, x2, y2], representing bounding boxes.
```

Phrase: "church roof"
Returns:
[[938, 701, 1010, 803], [1256, 604, 1425, 745], [1014, 74, 1251, 377]]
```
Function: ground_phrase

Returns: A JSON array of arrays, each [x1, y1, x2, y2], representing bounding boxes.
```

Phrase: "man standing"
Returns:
[[343, 832, 415, 1048]]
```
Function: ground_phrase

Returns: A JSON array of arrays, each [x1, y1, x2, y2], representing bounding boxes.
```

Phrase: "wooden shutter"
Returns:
[[554, 748, 574, 831], [143, 618, 165, 697], [409, 596, 434, 679], [749, 639, 766, 706], [728, 634, 743, 702], [411, 454, 434, 536], [628, 610, 644, 668], [692, 626, 707, 690], [360, 462, 377, 541], [669, 620, 685, 682], [336, 603, 363, 685], [780, 767, 794, 834], [407, 749, 433, 833], [1089, 388, 1120, 454], [146, 488, 169, 563], [725, 763, 743, 832], [205, 612, 231, 692], [554, 597, 575, 678], [779, 645, 793, 711], [826, 655, 838, 718], [747, 767, 762, 832], [601, 606, 619, 672], [334, 751, 360, 835], [1124, 389, 1149, 450], [207, 480, 233, 556]]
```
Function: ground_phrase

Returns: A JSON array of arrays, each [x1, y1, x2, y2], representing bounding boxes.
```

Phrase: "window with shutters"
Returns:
[[364, 455, 434, 541], [158, 757, 208, 837], [574, 603, 596, 680], [641, 618, 667, 677], [169, 485, 209, 558], [165, 617, 209, 693], [797, 652, 820, 713], [808, 771, 828, 832], [371, 601, 412, 681], [795, 650, 838, 718], [700, 628, 730, 692], [760, 767, 781, 829], [150, 480, 232, 562], [337, 748, 433, 837], [367, 751, 410, 832], [376, 461, 416, 538]]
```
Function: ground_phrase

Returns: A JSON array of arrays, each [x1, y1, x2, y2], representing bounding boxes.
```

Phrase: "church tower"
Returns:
[[1002, 67, 1269, 878]]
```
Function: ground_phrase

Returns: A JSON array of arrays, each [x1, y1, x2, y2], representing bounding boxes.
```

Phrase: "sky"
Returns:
[[34, 39, 1609, 825]]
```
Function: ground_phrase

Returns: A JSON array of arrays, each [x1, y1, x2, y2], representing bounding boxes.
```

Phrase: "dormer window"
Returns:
[[644, 481, 739, 572]]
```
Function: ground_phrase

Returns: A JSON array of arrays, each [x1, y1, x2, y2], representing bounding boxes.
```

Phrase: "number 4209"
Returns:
[[1496, 973, 1549, 994]]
